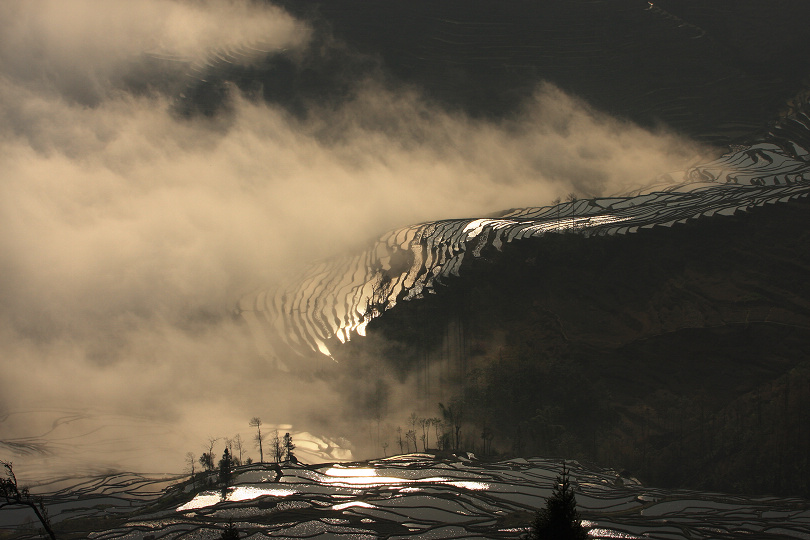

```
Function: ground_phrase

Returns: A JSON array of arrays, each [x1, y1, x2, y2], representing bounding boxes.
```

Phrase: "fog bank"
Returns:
[[0, 0, 707, 472]]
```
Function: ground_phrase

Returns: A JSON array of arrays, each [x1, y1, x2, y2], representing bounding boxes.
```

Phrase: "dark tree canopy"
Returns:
[[220, 520, 240, 539], [282, 433, 296, 462], [529, 462, 588, 540], [219, 448, 233, 486]]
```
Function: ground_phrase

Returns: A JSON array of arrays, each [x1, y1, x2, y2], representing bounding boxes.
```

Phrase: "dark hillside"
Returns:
[[334, 196, 810, 497], [270, 0, 810, 144]]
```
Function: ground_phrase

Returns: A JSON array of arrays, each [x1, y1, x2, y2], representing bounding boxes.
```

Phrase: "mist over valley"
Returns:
[[2, 0, 810, 537]]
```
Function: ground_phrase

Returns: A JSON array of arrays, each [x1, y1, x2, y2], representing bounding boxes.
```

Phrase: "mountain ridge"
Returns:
[[337, 194, 810, 497]]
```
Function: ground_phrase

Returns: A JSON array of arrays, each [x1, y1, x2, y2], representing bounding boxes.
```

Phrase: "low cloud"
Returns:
[[0, 0, 309, 105], [0, 0, 708, 470]]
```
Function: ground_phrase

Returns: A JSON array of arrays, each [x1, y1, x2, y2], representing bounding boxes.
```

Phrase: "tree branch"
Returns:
[[1, 460, 57, 539]]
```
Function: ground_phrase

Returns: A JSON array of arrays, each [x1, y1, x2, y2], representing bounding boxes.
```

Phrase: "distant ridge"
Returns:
[[216, 0, 810, 366], [239, 113, 810, 365]]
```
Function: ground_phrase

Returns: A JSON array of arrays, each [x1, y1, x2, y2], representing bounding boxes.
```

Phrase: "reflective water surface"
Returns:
[[3, 454, 808, 539]]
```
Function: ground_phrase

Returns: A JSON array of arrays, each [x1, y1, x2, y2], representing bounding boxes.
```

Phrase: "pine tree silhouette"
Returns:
[[218, 448, 233, 487], [220, 519, 240, 539], [529, 461, 588, 540]]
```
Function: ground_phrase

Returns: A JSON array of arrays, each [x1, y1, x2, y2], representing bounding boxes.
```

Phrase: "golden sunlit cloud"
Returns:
[[0, 0, 707, 473]]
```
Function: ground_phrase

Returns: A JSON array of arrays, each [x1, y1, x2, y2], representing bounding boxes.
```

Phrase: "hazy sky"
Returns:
[[0, 0, 707, 472]]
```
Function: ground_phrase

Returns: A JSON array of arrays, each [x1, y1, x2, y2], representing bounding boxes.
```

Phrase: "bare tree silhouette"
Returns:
[[1, 460, 56, 540], [185, 452, 197, 489], [566, 193, 578, 230], [249, 417, 264, 463]]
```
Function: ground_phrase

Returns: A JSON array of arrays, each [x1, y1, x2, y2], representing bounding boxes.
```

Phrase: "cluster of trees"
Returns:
[[383, 404, 467, 456], [186, 418, 296, 489], [392, 414, 440, 454], [369, 350, 605, 460], [248, 417, 296, 465], [380, 399, 504, 458]]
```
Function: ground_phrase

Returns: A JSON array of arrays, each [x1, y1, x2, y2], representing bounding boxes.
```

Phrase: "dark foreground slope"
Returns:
[[9, 457, 810, 539], [336, 195, 810, 498]]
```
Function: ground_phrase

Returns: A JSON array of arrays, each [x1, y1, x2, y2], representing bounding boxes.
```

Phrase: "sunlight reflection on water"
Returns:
[[320, 467, 492, 491], [586, 527, 643, 539], [446, 481, 489, 490], [48, 456, 810, 539], [321, 467, 407, 485], [332, 501, 377, 511], [176, 485, 297, 511]]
